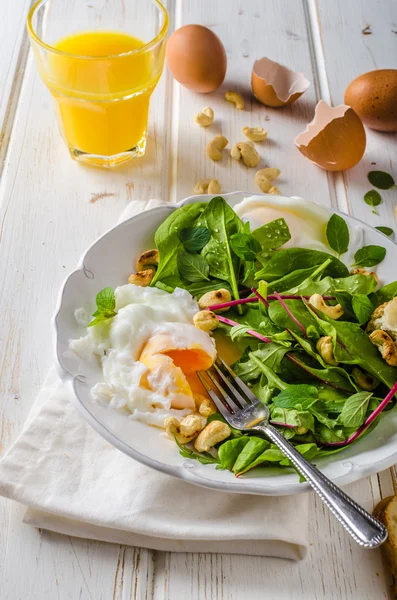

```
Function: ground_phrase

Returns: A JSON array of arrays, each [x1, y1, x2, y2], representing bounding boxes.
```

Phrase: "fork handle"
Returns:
[[255, 423, 387, 548]]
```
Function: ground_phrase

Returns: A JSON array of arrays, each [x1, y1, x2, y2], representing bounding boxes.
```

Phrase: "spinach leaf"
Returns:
[[287, 350, 356, 393], [375, 226, 393, 237], [265, 265, 323, 292], [232, 438, 270, 474], [339, 391, 372, 428], [256, 248, 349, 281], [352, 294, 374, 325], [175, 437, 220, 465], [230, 232, 261, 260], [353, 245, 386, 268], [375, 281, 397, 303], [268, 300, 318, 334], [367, 170, 395, 190], [311, 407, 338, 429], [270, 407, 315, 433], [88, 287, 117, 327], [364, 190, 382, 214], [151, 202, 206, 287], [218, 437, 250, 470], [177, 251, 209, 282], [326, 214, 349, 256], [272, 384, 318, 409], [317, 426, 347, 444], [200, 197, 242, 300], [236, 445, 285, 473], [234, 343, 290, 380], [252, 218, 291, 249], [307, 307, 397, 389], [186, 280, 231, 299], [179, 227, 211, 252], [287, 273, 377, 298]]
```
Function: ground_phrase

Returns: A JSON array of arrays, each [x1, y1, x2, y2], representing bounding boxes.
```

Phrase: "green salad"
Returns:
[[94, 196, 397, 477]]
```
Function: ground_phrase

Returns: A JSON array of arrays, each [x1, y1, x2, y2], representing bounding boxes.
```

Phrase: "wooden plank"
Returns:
[[0, 0, 32, 172], [0, 505, 154, 600]]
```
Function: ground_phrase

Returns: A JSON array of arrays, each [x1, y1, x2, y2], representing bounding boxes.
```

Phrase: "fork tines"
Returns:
[[197, 357, 256, 417]]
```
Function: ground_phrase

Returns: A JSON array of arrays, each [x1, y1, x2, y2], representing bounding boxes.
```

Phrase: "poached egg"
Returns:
[[70, 285, 216, 427]]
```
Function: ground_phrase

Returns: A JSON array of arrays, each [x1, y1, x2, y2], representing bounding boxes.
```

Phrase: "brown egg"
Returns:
[[251, 57, 310, 108], [295, 100, 366, 171], [344, 69, 397, 132], [166, 25, 227, 93]]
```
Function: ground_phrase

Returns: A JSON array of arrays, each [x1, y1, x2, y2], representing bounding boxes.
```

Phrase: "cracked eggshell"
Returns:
[[251, 57, 310, 107], [295, 100, 366, 171]]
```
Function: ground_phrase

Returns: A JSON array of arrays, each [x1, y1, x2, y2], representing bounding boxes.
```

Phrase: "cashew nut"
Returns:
[[194, 179, 221, 195], [255, 168, 280, 193], [206, 135, 228, 161], [136, 249, 159, 272], [194, 393, 217, 418], [128, 269, 155, 287], [194, 420, 231, 452], [268, 186, 281, 195], [208, 179, 221, 194], [352, 367, 380, 391], [193, 310, 219, 332], [194, 106, 214, 127], [198, 289, 231, 312], [309, 294, 344, 319], [225, 91, 244, 110], [316, 336, 339, 366], [351, 267, 379, 286], [369, 330, 397, 367], [367, 298, 397, 341], [165, 414, 203, 444], [230, 141, 260, 168], [242, 126, 268, 142]]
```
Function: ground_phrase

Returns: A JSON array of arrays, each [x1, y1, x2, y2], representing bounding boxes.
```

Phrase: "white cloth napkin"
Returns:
[[0, 200, 309, 560]]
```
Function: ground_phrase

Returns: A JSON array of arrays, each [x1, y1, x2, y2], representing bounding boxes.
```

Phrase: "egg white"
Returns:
[[70, 285, 216, 427], [234, 195, 363, 266]]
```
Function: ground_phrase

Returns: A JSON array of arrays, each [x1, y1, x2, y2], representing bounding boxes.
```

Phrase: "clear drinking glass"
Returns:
[[27, 0, 168, 168]]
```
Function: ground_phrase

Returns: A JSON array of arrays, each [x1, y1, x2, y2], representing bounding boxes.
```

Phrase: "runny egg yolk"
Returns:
[[139, 331, 216, 410]]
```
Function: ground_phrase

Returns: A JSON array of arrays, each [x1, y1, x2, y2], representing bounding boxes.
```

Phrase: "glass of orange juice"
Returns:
[[27, 0, 168, 168]]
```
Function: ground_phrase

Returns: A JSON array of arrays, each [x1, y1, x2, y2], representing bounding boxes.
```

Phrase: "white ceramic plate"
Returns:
[[54, 192, 397, 495]]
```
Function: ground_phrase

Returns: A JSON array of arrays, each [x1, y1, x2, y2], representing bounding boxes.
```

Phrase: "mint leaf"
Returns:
[[339, 391, 372, 428], [96, 287, 116, 312], [252, 218, 291, 249], [364, 190, 382, 214], [367, 170, 395, 190], [375, 226, 393, 237], [179, 227, 211, 252], [353, 245, 386, 267], [352, 294, 374, 325], [326, 214, 349, 256], [177, 251, 209, 282], [230, 232, 261, 261], [88, 287, 117, 327]]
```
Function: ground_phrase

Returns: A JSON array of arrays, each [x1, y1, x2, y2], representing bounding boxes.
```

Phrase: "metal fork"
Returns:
[[197, 357, 387, 549]]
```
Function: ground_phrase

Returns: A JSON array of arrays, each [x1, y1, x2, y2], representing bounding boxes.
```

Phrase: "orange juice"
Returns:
[[45, 31, 159, 158]]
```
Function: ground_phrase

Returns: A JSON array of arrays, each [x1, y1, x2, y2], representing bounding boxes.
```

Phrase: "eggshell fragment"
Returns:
[[295, 100, 366, 171], [251, 57, 310, 107], [166, 25, 227, 93], [344, 69, 397, 132]]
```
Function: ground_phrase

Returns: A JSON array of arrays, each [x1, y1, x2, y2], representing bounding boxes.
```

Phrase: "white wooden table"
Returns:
[[1, 1, 396, 598]]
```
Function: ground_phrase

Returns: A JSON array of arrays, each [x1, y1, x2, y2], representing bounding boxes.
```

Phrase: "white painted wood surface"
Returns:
[[0, 0, 396, 598]]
